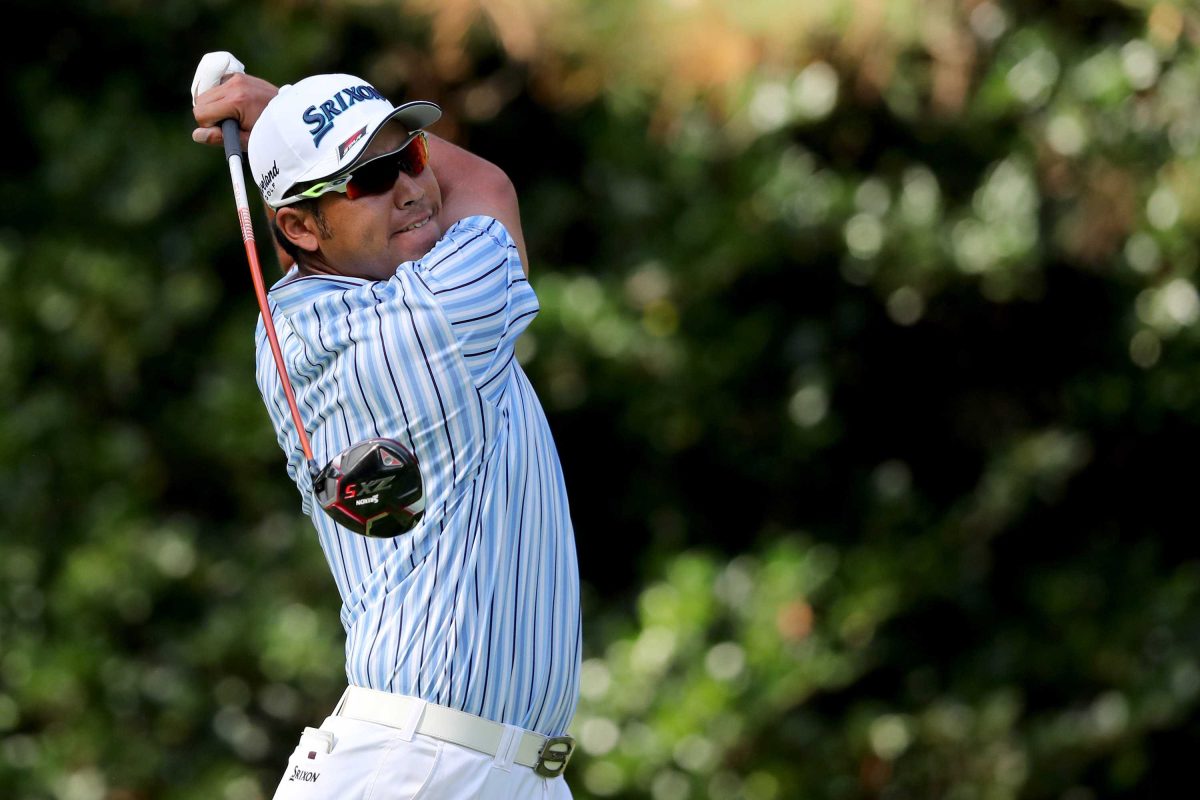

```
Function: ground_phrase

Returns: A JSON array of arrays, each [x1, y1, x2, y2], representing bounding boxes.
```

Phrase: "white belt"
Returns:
[[334, 686, 575, 778]]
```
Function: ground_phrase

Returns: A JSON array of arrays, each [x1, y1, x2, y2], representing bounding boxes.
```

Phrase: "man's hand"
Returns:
[[192, 72, 279, 150]]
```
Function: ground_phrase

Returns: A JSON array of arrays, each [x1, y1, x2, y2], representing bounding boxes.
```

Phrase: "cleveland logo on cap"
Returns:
[[302, 85, 386, 147], [258, 161, 279, 194]]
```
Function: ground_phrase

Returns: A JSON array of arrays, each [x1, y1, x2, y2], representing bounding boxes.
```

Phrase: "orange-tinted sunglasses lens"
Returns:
[[344, 133, 429, 200]]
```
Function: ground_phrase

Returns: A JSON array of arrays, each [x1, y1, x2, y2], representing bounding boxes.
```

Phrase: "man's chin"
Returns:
[[391, 224, 442, 264]]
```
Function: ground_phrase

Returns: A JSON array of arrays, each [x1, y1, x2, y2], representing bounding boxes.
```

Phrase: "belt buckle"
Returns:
[[534, 735, 575, 777]]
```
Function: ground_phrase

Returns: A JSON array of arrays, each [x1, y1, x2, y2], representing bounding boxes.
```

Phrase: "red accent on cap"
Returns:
[[338, 126, 368, 159]]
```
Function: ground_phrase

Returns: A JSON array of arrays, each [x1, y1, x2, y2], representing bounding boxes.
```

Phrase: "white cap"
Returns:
[[248, 73, 441, 208]]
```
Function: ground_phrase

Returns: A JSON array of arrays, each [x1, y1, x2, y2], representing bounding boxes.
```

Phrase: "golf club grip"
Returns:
[[221, 119, 242, 162]]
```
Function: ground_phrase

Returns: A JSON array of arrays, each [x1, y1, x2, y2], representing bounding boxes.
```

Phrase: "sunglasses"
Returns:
[[282, 131, 430, 205]]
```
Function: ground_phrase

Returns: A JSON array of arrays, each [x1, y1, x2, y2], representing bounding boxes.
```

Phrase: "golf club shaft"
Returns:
[[222, 119, 318, 476]]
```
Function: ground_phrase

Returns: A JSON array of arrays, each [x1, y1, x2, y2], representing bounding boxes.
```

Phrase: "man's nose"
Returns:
[[392, 171, 424, 206]]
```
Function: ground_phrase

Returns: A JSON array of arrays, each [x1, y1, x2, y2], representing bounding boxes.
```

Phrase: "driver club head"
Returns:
[[313, 438, 425, 538]]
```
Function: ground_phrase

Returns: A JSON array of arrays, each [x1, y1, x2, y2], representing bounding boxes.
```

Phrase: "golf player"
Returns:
[[192, 65, 580, 799]]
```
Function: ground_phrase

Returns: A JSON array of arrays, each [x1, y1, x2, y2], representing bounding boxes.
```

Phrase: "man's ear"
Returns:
[[275, 206, 321, 253], [264, 206, 295, 272]]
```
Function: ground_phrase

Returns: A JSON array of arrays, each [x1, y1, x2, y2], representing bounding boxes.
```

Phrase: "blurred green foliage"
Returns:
[[3, 1, 1199, 798]]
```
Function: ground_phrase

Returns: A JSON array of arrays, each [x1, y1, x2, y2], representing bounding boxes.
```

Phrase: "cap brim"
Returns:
[[345, 100, 442, 170]]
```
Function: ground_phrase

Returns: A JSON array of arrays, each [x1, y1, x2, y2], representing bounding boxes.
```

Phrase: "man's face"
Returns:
[[309, 121, 443, 280]]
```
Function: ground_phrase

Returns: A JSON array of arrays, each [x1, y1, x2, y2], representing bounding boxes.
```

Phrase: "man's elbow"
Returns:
[[478, 162, 519, 212]]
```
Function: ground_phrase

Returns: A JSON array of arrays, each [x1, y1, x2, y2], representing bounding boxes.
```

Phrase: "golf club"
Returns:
[[194, 52, 425, 538]]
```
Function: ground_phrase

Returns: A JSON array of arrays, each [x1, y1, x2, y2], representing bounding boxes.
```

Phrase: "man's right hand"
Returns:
[[192, 72, 279, 150]]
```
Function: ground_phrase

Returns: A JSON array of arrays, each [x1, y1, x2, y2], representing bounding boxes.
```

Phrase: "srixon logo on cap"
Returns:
[[303, 85, 386, 147]]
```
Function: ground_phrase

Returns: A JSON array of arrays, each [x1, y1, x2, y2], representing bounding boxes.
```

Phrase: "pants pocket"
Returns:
[[270, 726, 335, 799], [271, 717, 442, 800]]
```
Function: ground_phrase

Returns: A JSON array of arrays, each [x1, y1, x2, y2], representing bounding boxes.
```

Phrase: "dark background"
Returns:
[[2, 1, 1198, 798]]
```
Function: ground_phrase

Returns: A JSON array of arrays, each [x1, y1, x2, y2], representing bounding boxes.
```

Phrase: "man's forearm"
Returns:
[[428, 134, 530, 272]]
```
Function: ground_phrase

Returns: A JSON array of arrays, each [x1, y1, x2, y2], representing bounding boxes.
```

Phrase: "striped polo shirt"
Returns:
[[253, 216, 580, 736]]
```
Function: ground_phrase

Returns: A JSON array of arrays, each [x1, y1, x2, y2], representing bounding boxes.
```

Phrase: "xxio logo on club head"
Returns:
[[312, 438, 425, 538]]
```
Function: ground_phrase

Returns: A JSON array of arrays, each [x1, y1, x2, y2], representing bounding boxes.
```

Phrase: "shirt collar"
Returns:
[[267, 267, 369, 316]]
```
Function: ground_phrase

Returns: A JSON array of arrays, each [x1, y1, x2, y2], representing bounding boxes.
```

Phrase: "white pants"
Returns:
[[270, 714, 574, 800]]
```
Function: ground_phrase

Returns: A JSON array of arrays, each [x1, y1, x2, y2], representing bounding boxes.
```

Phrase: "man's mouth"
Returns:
[[396, 215, 431, 235]]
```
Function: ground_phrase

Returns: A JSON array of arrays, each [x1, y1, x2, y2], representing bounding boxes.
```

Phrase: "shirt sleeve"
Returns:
[[414, 216, 538, 390]]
